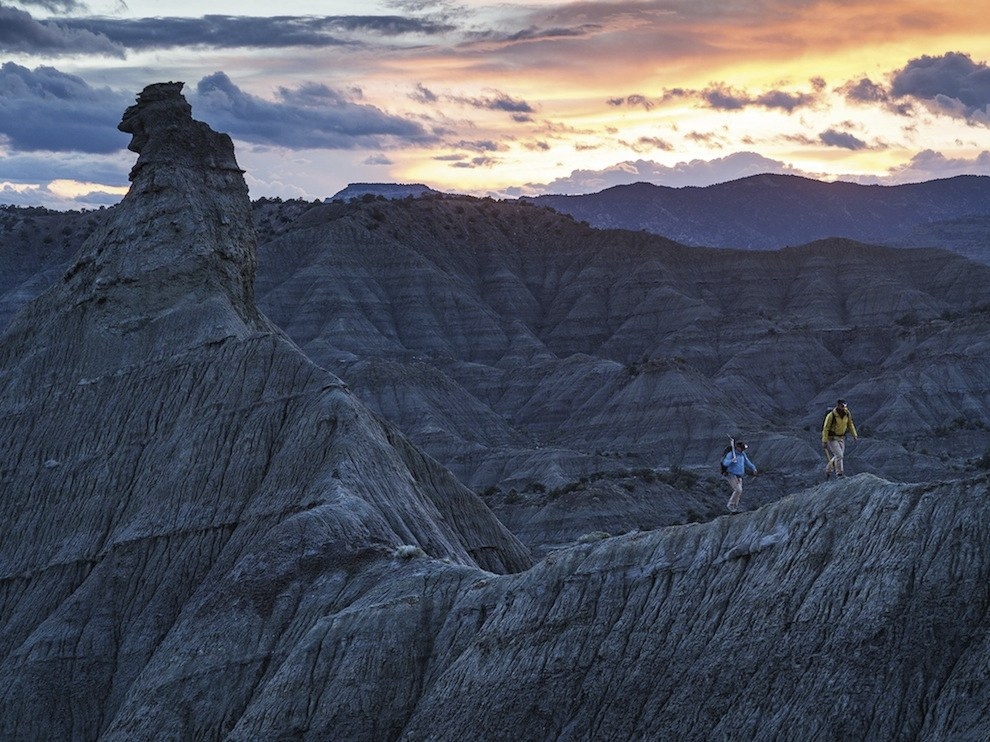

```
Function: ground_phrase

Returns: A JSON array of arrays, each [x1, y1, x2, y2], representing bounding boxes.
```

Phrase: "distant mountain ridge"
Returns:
[[526, 174, 990, 262]]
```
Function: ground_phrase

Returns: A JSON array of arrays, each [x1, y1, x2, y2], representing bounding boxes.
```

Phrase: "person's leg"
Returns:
[[727, 475, 743, 510], [832, 438, 846, 475]]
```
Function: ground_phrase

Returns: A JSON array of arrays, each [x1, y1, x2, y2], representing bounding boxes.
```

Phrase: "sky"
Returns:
[[1, 0, 990, 210]]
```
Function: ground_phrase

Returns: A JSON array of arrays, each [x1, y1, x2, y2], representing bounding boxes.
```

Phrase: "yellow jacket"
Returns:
[[822, 408, 857, 442]]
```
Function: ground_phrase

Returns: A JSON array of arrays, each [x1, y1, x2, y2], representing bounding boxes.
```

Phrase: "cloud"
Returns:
[[500, 24, 600, 43], [514, 152, 803, 195], [0, 148, 129, 186], [449, 90, 535, 116], [613, 94, 655, 111], [661, 80, 821, 113], [620, 136, 673, 153], [8, 0, 88, 12], [192, 72, 432, 149], [363, 153, 393, 165], [890, 52, 990, 125], [451, 155, 499, 169], [819, 128, 868, 150], [410, 83, 438, 104], [452, 139, 504, 153], [0, 5, 125, 57], [51, 13, 454, 52], [0, 62, 131, 153], [883, 149, 990, 182], [839, 77, 888, 104]]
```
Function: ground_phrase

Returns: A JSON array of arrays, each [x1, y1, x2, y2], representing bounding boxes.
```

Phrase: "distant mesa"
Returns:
[[328, 182, 444, 202]]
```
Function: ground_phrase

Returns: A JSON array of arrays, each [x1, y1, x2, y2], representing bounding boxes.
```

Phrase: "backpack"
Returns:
[[719, 445, 732, 475]]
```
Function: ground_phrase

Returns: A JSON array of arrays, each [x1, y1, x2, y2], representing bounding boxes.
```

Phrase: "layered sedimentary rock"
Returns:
[[0, 83, 529, 741], [2, 82, 990, 742], [252, 197, 990, 494]]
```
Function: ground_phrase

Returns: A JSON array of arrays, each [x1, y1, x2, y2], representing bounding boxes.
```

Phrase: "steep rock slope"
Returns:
[[0, 83, 529, 741], [254, 198, 990, 493], [104, 473, 990, 740]]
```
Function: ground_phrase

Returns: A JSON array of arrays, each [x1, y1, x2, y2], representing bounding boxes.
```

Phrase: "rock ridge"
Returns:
[[0, 84, 530, 740]]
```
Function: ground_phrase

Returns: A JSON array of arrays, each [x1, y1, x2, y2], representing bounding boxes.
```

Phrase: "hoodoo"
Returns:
[[0, 83, 529, 740]]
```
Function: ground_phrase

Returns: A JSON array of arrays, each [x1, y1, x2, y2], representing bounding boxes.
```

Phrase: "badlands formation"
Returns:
[[0, 83, 989, 740]]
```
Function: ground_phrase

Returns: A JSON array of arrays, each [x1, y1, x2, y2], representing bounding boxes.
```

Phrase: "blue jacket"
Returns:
[[722, 449, 757, 477]]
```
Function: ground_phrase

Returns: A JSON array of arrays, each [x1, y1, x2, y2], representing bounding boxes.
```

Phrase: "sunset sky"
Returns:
[[2, 0, 990, 209]]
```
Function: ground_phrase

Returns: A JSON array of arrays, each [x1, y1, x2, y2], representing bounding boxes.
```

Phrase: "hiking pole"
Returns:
[[823, 442, 835, 472]]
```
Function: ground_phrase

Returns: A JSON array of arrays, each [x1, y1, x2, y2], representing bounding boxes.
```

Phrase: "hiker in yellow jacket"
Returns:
[[822, 399, 858, 479]]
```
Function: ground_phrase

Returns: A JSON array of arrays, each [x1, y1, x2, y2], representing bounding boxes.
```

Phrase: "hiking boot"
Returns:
[[727, 499, 739, 513], [824, 470, 832, 481]]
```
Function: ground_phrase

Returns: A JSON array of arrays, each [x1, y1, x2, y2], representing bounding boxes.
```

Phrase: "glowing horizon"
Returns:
[[1, 0, 989, 209]]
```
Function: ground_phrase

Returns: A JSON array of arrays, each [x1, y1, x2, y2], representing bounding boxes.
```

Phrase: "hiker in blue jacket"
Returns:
[[721, 440, 758, 513]]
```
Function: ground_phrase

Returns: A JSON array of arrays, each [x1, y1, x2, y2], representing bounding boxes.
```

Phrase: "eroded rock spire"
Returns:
[[1, 82, 267, 383]]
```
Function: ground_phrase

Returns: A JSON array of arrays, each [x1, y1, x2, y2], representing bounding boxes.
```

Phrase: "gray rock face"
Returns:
[[0, 83, 529, 741], [251, 198, 990, 498], [97, 474, 990, 741], [2, 83, 990, 742]]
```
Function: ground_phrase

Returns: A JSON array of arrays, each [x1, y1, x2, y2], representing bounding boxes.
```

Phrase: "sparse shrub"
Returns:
[[393, 544, 426, 560], [895, 311, 919, 328], [577, 531, 610, 544], [656, 465, 699, 490], [685, 510, 704, 523]]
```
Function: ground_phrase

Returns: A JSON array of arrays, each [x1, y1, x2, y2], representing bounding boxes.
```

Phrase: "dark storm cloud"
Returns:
[[819, 128, 868, 150], [0, 5, 125, 56], [890, 52, 990, 125], [54, 13, 454, 51], [192, 72, 431, 149], [0, 62, 131, 153]]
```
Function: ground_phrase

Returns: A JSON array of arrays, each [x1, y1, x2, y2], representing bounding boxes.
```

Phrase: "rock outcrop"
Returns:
[[2, 82, 990, 742], [0, 83, 529, 741]]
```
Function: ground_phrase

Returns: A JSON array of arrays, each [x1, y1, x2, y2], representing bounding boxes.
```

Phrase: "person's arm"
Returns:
[[821, 412, 832, 443], [848, 416, 858, 440]]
